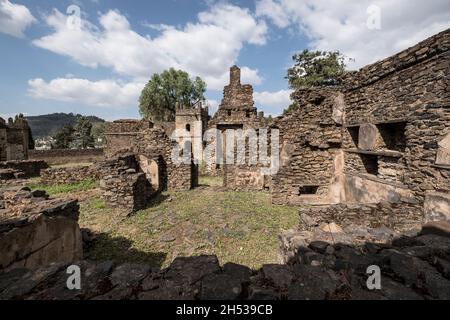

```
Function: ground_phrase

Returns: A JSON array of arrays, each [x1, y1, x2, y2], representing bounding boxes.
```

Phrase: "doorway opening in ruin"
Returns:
[[361, 154, 379, 176], [376, 122, 406, 151], [186, 124, 191, 132], [299, 185, 319, 195], [138, 155, 160, 192]]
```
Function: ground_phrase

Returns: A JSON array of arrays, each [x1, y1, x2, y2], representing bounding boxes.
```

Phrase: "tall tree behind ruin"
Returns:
[[283, 50, 348, 114], [52, 125, 75, 149], [73, 116, 95, 149], [139, 68, 206, 122]]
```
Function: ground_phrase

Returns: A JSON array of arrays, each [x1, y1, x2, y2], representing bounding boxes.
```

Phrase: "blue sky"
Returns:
[[1, 0, 449, 121]]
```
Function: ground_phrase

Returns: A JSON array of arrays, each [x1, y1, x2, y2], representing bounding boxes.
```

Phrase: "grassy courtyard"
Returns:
[[76, 176, 299, 270]]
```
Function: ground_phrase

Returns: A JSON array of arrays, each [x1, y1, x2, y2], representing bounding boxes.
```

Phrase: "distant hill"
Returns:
[[26, 113, 105, 138]]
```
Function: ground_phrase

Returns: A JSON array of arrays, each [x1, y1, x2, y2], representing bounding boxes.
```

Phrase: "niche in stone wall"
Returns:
[[347, 126, 360, 148], [299, 185, 319, 195], [360, 154, 379, 176], [376, 122, 406, 152]]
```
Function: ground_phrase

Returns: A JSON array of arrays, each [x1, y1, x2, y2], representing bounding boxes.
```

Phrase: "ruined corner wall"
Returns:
[[271, 29, 450, 217], [0, 188, 82, 270], [135, 127, 195, 191], [342, 28, 450, 216], [0, 116, 31, 161], [104, 120, 154, 158], [0, 160, 48, 179], [104, 119, 196, 192], [271, 89, 344, 205]]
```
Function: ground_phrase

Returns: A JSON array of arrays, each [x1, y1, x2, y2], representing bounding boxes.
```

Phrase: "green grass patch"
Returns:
[[199, 175, 223, 187], [27, 180, 98, 196], [79, 181, 298, 269]]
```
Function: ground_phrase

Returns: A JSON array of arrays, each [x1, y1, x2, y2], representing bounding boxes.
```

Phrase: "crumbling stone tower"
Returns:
[[208, 66, 270, 188], [0, 114, 31, 161], [210, 65, 262, 126], [175, 101, 209, 163]]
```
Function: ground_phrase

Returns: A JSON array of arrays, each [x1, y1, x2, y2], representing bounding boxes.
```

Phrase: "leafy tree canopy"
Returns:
[[286, 50, 347, 89], [282, 50, 348, 115], [73, 116, 95, 149], [139, 68, 206, 122], [52, 125, 75, 149]]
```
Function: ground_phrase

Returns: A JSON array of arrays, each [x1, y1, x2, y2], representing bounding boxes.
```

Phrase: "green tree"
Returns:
[[52, 125, 75, 149], [73, 116, 95, 149], [91, 122, 106, 148], [286, 50, 347, 89], [139, 68, 206, 122]]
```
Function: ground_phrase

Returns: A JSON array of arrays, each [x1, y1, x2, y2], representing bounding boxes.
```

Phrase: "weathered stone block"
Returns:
[[358, 124, 379, 150]]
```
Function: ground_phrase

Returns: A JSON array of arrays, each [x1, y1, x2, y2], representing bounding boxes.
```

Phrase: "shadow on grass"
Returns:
[[83, 232, 167, 270], [146, 193, 171, 207]]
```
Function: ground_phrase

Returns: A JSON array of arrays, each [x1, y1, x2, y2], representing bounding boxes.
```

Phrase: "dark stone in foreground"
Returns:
[[1, 221, 450, 300]]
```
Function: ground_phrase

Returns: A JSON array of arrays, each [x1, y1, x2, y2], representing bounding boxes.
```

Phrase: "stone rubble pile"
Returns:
[[1, 221, 449, 300]]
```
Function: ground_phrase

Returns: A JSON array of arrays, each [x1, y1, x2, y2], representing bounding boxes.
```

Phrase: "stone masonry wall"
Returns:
[[271, 89, 343, 205], [342, 28, 450, 201], [0, 115, 31, 161], [29, 148, 104, 165], [272, 29, 450, 209], [0, 160, 49, 180], [40, 165, 102, 185], [99, 154, 154, 213], [104, 120, 154, 158], [0, 187, 82, 270]]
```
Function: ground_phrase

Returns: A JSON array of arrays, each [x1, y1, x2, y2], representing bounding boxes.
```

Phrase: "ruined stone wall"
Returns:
[[29, 148, 104, 165], [41, 165, 101, 185], [342, 28, 450, 205], [270, 89, 343, 205], [104, 120, 154, 158], [99, 154, 153, 213], [0, 160, 48, 179], [298, 202, 423, 233], [135, 127, 195, 191], [271, 29, 450, 211], [0, 188, 82, 270], [209, 66, 260, 127], [104, 119, 196, 192], [208, 66, 270, 186], [0, 115, 31, 161]]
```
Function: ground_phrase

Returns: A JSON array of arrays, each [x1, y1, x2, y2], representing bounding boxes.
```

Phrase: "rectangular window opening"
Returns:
[[376, 122, 406, 152], [299, 185, 319, 195]]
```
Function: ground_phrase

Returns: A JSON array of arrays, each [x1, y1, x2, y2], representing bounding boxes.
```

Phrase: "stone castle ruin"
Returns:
[[0, 115, 47, 181], [1, 29, 450, 300], [98, 29, 449, 222], [272, 29, 450, 226], [0, 114, 31, 161]]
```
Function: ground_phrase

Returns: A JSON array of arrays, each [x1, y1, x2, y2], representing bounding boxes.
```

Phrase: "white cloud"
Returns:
[[207, 99, 219, 115], [0, 0, 36, 37], [256, 0, 450, 69], [32, 4, 267, 90], [254, 89, 292, 112], [28, 78, 144, 108]]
